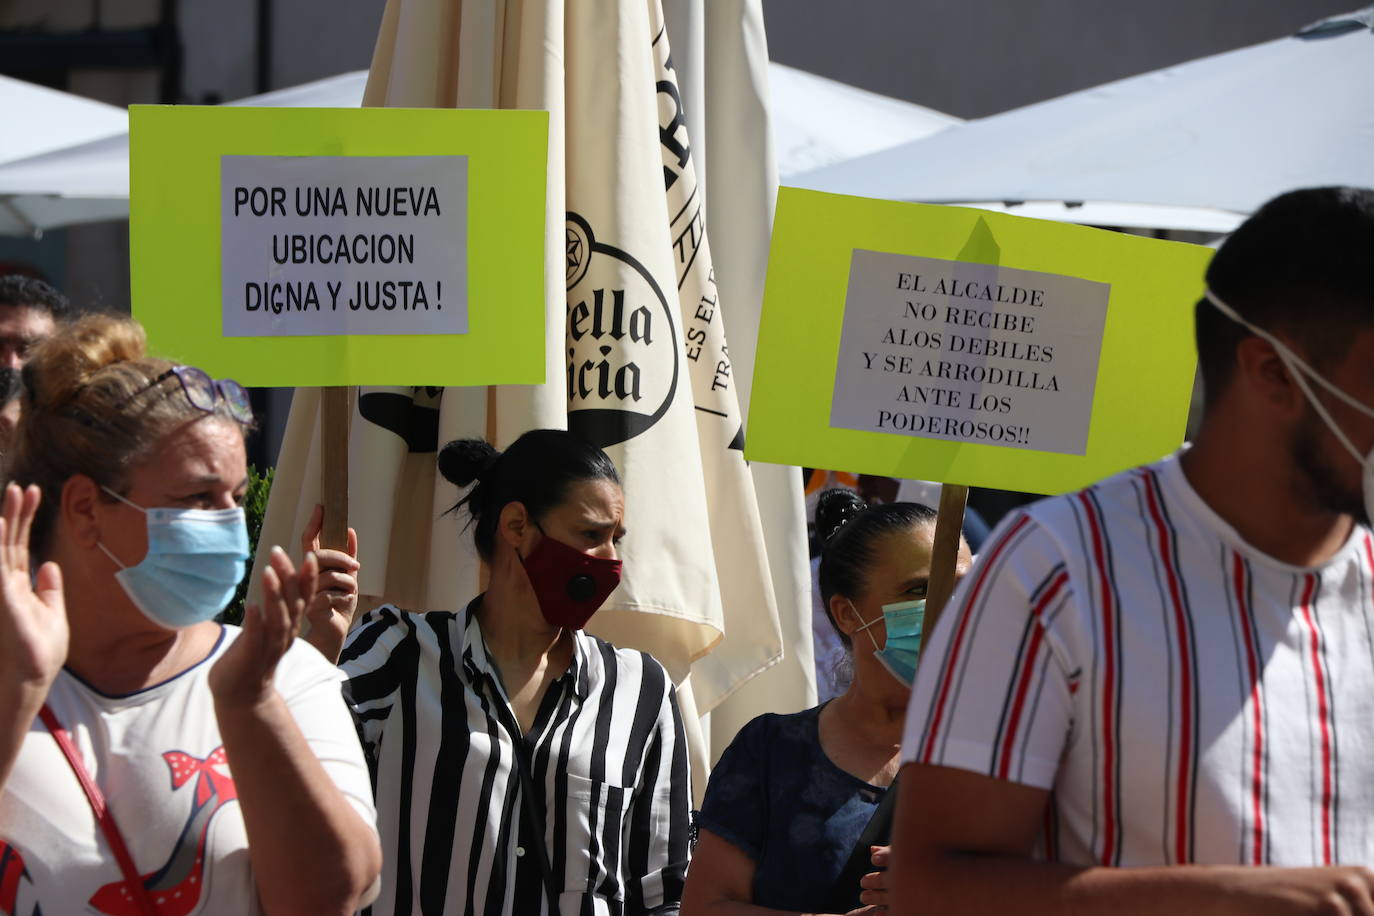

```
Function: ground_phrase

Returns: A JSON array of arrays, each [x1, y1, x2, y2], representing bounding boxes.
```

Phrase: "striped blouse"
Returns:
[[903, 453, 1374, 867], [341, 600, 691, 915]]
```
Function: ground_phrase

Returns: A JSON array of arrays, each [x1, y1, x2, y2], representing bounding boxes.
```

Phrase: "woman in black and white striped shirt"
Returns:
[[312, 429, 691, 916]]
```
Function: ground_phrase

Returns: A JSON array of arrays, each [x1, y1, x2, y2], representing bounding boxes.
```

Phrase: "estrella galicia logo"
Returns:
[[358, 387, 443, 452], [565, 212, 679, 449]]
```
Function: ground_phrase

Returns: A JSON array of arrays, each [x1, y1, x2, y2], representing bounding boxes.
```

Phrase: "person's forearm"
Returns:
[[0, 682, 44, 795], [301, 621, 347, 665], [215, 689, 380, 916], [894, 852, 1345, 916]]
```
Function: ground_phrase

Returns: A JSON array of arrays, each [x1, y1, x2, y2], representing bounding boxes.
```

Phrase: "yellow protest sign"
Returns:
[[130, 105, 547, 386], [746, 188, 1214, 495]]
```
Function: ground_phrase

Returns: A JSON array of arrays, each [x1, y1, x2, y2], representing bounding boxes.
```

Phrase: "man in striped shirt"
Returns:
[[891, 187, 1374, 914]]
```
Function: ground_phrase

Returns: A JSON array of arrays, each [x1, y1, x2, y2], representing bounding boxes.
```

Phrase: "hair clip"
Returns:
[[823, 500, 864, 542]]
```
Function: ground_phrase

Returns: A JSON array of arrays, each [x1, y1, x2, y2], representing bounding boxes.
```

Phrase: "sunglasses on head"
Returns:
[[141, 365, 253, 424]]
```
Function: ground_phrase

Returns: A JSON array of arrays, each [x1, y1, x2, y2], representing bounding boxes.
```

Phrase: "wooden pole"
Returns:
[[320, 386, 350, 550], [923, 483, 968, 637]]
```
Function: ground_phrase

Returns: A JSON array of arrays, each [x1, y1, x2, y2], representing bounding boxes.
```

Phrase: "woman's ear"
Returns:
[[496, 500, 533, 554], [829, 593, 860, 636], [62, 474, 103, 548]]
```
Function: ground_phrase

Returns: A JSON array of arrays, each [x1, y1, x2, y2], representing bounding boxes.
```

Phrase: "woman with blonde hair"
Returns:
[[0, 314, 380, 915]]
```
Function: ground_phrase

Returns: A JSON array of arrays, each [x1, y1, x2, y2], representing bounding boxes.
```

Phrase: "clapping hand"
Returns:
[[209, 545, 316, 707], [0, 484, 67, 704]]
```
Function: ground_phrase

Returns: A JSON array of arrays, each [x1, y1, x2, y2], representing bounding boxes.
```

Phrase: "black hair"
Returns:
[[1196, 186, 1374, 406], [437, 428, 621, 559], [0, 275, 71, 321], [815, 488, 938, 649]]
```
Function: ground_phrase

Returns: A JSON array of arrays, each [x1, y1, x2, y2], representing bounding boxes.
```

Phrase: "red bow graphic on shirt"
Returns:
[[162, 747, 237, 806]]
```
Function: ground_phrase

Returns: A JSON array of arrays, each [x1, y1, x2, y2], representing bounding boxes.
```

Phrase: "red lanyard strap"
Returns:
[[38, 704, 159, 916]]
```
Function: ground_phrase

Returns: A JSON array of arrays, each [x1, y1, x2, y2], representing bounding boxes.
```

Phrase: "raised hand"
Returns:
[[297, 504, 359, 664], [0, 484, 67, 699], [210, 546, 316, 708]]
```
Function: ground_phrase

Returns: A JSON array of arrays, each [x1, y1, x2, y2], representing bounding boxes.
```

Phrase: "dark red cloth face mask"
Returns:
[[520, 531, 623, 630]]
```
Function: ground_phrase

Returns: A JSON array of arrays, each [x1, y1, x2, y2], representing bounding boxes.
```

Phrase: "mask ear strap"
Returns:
[[1206, 290, 1374, 422], [1280, 349, 1366, 464], [100, 486, 145, 513], [846, 598, 882, 651], [1206, 290, 1372, 464], [96, 541, 128, 571]]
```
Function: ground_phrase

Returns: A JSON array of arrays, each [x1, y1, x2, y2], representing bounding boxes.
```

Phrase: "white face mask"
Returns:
[[1206, 289, 1374, 524]]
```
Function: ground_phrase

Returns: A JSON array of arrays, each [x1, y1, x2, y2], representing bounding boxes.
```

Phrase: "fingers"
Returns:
[[859, 847, 891, 909], [268, 544, 299, 595], [13, 485, 38, 568], [259, 549, 298, 647], [294, 552, 319, 621], [300, 503, 324, 557], [258, 564, 281, 618], [265, 546, 303, 614], [346, 526, 358, 559], [2, 482, 19, 530], [33, 562, 63, 610], [315, 567, 357, 593], [312, 547, 360, 577], [857, 885, 888, 908], [0, 483, 19, 559], [0, 484, 38, 576]]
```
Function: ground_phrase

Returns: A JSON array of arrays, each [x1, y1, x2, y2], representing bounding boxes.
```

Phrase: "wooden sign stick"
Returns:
[[320, 386, 350, 550], [923, 483, 968, 636]]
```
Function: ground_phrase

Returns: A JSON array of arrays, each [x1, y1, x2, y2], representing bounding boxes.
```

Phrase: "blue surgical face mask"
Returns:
[[853, 598, 926, 687], [97, 487, 250, 630]]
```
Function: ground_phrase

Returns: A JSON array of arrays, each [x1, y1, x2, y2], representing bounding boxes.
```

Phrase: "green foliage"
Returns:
[[222, 464, 275, 626]]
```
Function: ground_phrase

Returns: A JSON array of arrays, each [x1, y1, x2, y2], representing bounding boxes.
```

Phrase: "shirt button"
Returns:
[[516, 846, 525, 857]]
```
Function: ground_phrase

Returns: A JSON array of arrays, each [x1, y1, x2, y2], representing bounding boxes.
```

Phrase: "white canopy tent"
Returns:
[[0, 74, 127, 164], [0, 71, 377, 236], [0, 63, 958, 235], [791, 6, 1374, 233], [0, 75, 128, 236], [768, 62, 958, 179]]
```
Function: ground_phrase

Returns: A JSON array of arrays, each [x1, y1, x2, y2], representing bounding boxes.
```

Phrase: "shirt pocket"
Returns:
[[558, 772, 633, 899]]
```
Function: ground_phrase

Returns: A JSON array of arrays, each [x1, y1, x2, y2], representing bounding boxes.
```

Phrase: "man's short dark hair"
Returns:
[[1195, 187, 1374, 404], [0, 275, 71, 320]]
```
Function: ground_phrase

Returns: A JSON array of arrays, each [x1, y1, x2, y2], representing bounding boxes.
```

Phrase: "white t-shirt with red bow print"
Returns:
[[0, 627, 376, 916]]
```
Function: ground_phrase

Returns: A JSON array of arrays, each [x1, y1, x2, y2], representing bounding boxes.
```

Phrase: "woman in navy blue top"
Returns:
[[682, 491, 971, 915]]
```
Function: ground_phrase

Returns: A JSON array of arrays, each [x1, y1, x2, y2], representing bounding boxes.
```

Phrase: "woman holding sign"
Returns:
[[682, 489, 972, 916], [310, 430, 692, 916], [0, 314, 381, 915]]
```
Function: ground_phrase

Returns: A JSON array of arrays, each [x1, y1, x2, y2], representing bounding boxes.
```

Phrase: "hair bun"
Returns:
[[437, 438, 499, 488], [24, 313, 146, 412], [815, 488, 866, 545]]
